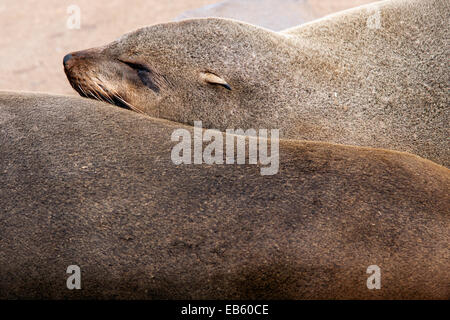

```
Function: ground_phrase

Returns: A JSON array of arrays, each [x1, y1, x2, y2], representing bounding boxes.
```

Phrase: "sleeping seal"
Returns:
[[63, 0, 449, 167]]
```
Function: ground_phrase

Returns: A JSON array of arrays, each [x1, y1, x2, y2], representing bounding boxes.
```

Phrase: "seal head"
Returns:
[[64, 18, 285, 128]]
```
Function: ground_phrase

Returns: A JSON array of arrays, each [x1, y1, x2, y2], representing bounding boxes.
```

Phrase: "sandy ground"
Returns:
[[0, 0, 377, 95], [178, 0, 377, 30]]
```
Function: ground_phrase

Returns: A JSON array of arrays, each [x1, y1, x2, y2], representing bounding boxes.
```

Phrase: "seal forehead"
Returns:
[[123, 19, 279, 62], [117, 18, 271, 46]]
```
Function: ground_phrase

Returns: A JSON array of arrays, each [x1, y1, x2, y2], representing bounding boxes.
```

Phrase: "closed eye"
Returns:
[[118, 59, 160, 93], [119, 59, 151, 73]]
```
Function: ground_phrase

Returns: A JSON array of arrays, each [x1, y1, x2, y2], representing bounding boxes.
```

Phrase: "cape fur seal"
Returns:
[[63, 0, 449, 167], [1, 91, 448, 299]]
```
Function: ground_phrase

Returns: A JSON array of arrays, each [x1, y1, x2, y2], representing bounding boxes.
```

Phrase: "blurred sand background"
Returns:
[[0, 0, 376, 95]]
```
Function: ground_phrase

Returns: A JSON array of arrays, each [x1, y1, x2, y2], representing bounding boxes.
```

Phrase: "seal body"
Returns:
[[63, 0, 449, 167], [1, 92, 448, 299]]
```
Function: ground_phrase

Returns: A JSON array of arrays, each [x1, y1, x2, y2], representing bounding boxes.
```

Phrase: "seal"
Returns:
[[0, 91, 448, 299], [63, 0, 449, 167]]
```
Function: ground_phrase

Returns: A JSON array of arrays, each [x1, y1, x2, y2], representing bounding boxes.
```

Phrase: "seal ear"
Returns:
[[200, 72, 231, 90]]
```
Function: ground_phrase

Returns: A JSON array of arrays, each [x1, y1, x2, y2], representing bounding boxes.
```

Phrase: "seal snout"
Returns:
[[63, 53, 73, 67], [63, 53, 72, 65]]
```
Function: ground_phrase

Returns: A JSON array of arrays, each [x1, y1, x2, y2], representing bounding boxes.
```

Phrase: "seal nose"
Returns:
[[63, 54, 73, 67]]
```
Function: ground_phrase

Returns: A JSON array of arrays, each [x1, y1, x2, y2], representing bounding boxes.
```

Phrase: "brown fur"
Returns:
[[63, 0, 449, 167], [0, 91, 448, 299]]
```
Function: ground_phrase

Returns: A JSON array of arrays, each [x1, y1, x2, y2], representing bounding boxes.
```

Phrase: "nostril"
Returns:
[[63, 54, 73, 66]]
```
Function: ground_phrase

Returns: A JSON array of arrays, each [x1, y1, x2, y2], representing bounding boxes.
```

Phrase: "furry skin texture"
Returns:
[[0, 92, 448, 299], [64, 0, 449, 167]]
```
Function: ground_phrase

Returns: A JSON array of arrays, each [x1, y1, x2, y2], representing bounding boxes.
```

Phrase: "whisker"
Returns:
[[93, 82, 114, 104], [87, 84, 104, 102], [113, 91, 145, 115], [77, 84, 89, 98], [72, 77, 148, 117]]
